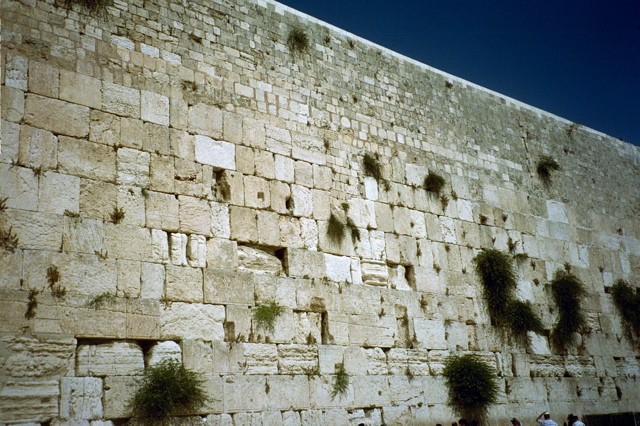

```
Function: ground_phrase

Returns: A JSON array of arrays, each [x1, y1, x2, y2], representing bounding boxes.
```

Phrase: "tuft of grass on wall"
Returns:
[[64, 0, 111, 15], [287, 27, 309, 55], [611, 279, 640, 338], [109, 206, 125, 224], [424, 171, 446, 195], [536, 156, 561, 188], [25, 289, 39, 319], [550, 270, 587, 352], [473, 249, 544, 347], [442, 354, 498, 421], [362, 152, 383, 182], [0, 226, 19, 252], [86, 292, 117, 310], [253, 300, 285, 334], [331, 362, 349, 399], [129, 359, 208, 421], [326, 213, 345, 245]]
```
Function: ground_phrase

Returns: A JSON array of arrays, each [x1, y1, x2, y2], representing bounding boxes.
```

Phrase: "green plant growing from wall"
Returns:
[[424, 171, 446, 195], [0, 226, 19, 252], [536, 156, 561, 187], [86, 292, 117, 309], [442, 354, 498, 421], [326, 213, 345, 245], [129, 359, 208, 421], [47, 265, 66, 299], [331, 362, 349, 399], [287, 27, 309, 55], [611, 279, 640, 339], [0, 197, 7, 212], [362, 152, 390, 191], [473, 248, 544, 347], [346, 217, 360, 243], [25, 288, 39, 319], [109, 206, 126, 224], [63, 0, 111, 15], [253, 300, 285, 334], [550, 270, 587, 352]]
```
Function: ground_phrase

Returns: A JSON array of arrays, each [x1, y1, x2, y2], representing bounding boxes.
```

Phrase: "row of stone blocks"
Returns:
[[1, 336, 639, 423]]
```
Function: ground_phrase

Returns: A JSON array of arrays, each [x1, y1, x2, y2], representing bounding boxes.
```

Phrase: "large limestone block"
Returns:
[[0, 249, 22, 289], [0, 335, 76, 380], [116, 148, 150, 186], [348, 314, 396, 347], [58, 136, 116, 181], [116, 259, 141, 298], [188, 103, 223, 138], [2, 86, 25, 124], [206, 238, 237, 269], [505, 377, 548, 402], [24, 94, 90, 137], [195, 135, 235, 170], [229, 206, 258, 243], [270, 180, 292, 215], [60, 70, 102, 109], [324, 253, 352, 283], [39, 172, 80, 215], [285, 248, 326, 279], [352, 375, 391, 407], [413, 318, 447, 349], [160, 302, 225, 341], [204, 269, 254, 305], [28, 60, 59, 98], [2, 209, 63, 250], [178, 195, 211, 235], [182, 339, 213, 374], [291, 184, 312, 217], [90, 110, 121, 147], [308, 375, 354, 409], [257, 210, 282, 247], [146, 341, 182, 366], [5, 54, 28, 90], [104, 224, 152, 261], [0, 381, 59, 423], [165, 265, 203, 303], [223, 375, 267, 412], [141, 90, 169, 125], [210, 201, 231, 239], [170, 232, 188, 266], [279, 216, 304, 248], [145, 190, 179, 231], [266, 375, 310, 410], [212, 341, 245, 375], [102, 81, 140, 118], [277, 344, 318, 375], [151, 229, 170, 264], [245, 175, 271, 209], [102, 376, 141, 418], [187, 234, 207, 268], [140, 262, 165, 299], [239, 343, 278, 375], [300, 217, 319, 251], [0, 163, 39, 211], [238, 245, 283, 275], [294, 311, 322, 345], [60, 377, 103, 420], [386, 348, 428, 376], [19, 125, 58, 171], [76, 342, 144, 376], [1, 120, 20, 164]]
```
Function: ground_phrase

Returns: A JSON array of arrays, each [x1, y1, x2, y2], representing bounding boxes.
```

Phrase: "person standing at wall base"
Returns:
[[536, 411, 559, 426]]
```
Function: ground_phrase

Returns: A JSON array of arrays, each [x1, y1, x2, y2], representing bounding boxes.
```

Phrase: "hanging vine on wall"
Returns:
[[473, 248, 545, 347], [63, 0, 111, 15], [611, 279, 640, 339], [442, 354, 498, 421], [362, 152, 390, 191], [536, 156, 561, 188], [549, 270, 587, 352], [423, 171, 446, 195]]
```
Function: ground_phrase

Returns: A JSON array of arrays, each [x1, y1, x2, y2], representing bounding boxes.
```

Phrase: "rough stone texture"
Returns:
[[1, 0, 640, 422], [76, 342, 144, 377]]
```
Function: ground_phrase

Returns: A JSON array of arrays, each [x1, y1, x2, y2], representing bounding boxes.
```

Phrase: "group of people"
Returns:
[[434, 411, 585, 426], [511, 411, 585, 426]]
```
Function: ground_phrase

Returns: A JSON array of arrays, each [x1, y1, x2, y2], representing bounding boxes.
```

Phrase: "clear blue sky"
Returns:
[[277, 0, 640, 146]]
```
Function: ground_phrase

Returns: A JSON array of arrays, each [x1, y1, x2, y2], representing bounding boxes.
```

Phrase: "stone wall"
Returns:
[[1, 0, 640, 424]]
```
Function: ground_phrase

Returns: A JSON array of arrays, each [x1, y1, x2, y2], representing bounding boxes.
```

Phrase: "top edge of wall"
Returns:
[[256, 0, 638, 155]]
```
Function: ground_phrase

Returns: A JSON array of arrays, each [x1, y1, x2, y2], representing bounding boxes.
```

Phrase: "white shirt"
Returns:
[[573, 421, 585, 426], [537, 420, 558, 426]]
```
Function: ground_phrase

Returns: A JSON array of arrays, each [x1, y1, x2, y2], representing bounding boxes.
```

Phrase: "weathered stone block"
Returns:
[[182, 339, 213, 373], [104, 224, 152, 261], [141, 90, 169, 125], [244, 175, 271, 209], [229, 206, 258, 243], [195, 135, 235, 170], [0, 163, 39, 211], [203, 269, 254, 305], [76, 342, 144, 376], [223, 375, 267, 412], [102, 376, 141, 418], [285, 248, 326, 279], [145, 190, 179, 231], [278, 344, 318, 375], [60, 377, 103, 420], [0, 381, 59, 423], [28, 60, 59, 97], [413, 318, 447, 349], [39, 171, 80, 215], [60, 70, 102, 109], [116, 148, 150, 186], [160, 302, 225, 341], [238, 245, 282, 275], [165, 265, 203, 302], [140, 262, 164, 299], [102, 81, 140, 118], [25, 94, 90, 137], [266, 375, 310, 410], [188, 103, 223, 139], [324, 253, 352, 283], [146, 341, 181, 366], [179, 195, 211, 235], [19, 125, 58, 171], [58, 136, 116, 181]]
